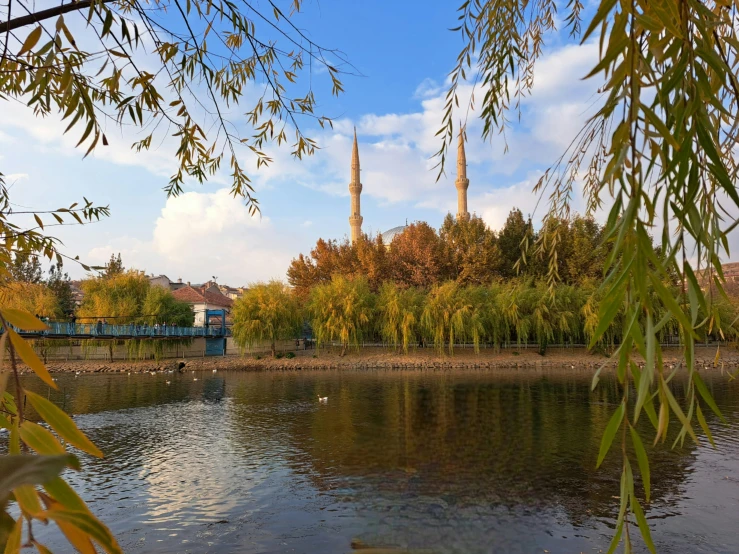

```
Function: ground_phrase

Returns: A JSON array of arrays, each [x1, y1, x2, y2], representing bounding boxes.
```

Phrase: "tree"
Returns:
[[0, 0, 349, 212], [440, 213, 500, 285], [388, 222, 452, 288], [141, 286, 194, 327], [0, 281, 59, 317], [308, 275, 374, 356], [103, 253, 125, 279], [376, 282, 424, 353], [77, 271, 150, 324], [232, 281, 301, 357], [1, 0, 350, 548], [7, 251, 42, 284], [421, 281, 484, 355], [441, 2, 739, 551], [495, 208, 530, 278], [47, 261, 74, 318]]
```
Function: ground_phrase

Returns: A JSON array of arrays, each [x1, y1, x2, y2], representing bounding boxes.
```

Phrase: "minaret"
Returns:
[[455, 128, 470, 220], [349, 127, 363, 243]]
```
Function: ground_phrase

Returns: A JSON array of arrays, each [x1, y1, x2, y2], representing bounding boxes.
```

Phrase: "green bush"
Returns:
[[285, 352, 296, 359], [275, 352, 284, 359]]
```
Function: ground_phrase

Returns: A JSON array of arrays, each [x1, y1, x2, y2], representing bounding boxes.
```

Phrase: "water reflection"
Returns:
[[8, 370, 739, 553]]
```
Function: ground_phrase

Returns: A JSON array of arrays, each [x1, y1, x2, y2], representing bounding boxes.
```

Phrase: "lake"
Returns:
[[8, 369, 739, 553]]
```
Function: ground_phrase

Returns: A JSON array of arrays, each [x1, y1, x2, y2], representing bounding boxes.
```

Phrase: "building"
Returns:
[[455, 128, 470, 220], [364, 128, 471, 245], [219, 285, 247, 300], [348, 127, 363, 244], [172, 283, 234, 327], [69, 281, 84, 307], [149, 274, 187, 291]]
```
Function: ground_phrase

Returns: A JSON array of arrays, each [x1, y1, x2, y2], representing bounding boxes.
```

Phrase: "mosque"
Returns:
[[347, 128, 470, 245]]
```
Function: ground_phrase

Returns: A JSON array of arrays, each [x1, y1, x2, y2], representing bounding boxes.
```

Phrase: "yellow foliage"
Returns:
[[0, 282, 59, 318]]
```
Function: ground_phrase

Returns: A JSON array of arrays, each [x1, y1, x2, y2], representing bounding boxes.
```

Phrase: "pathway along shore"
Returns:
[[17, 346, 739, 374]]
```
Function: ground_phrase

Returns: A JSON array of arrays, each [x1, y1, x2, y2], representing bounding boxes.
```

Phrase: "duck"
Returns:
[[212, 369, 217, 373], [75, 371, 81, 376], [149, 371, 157, 376], [317, 395, 328, 403], [166, 380, 171, 385], [193, 378, 199, 382]]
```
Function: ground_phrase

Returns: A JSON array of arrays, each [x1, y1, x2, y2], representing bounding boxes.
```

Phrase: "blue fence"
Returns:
[[9, 322, 229, 339]]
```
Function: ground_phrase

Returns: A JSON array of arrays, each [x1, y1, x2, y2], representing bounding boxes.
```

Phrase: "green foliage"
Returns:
[[440, 214, 500, 285], [0, 310, 122, 553], [232, 281, 301, 358], [285, 352, 296, 359], [77, 271, 192, 325], [377, 283, 424, 353], [442, 0, 739, 550], [47, 262, 75, 318], [422, 282, 484, 355], [308, 275, 374, 355], [7, 251, 43, 284], [142, 286, 194, 326], [103, 254, 125, 279]]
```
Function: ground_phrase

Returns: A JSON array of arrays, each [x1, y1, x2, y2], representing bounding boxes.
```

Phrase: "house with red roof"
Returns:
[[172, 283, 234, 328]]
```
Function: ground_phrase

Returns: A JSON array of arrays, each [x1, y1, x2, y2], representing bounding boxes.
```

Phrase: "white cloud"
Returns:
[[3, 173, 29, 183], [1, 37, 608, 282], [87, 189, 296, 285]]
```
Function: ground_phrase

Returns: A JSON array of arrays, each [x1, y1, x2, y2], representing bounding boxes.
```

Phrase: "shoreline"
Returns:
[[17, 345, 739, 374]]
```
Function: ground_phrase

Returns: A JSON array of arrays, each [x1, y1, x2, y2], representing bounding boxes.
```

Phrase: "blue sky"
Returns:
[[2, 0, 609, 285]]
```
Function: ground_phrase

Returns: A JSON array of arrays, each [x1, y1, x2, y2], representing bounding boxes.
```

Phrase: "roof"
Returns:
[[381, 225, 407, 243], [172, 285, 233, 308]]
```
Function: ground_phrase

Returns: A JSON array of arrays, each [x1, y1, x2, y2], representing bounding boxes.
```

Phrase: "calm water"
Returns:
[[6, 369, 739, 553]]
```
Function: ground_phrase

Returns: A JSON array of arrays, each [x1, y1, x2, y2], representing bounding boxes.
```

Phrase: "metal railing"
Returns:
[[8, 322, 229, 338]]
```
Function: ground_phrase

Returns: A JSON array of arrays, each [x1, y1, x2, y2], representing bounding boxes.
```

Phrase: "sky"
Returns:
[[2, 0, 613, 286]]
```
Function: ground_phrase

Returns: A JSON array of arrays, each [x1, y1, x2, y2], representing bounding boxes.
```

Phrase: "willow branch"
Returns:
[[1, 0, 115, 33]]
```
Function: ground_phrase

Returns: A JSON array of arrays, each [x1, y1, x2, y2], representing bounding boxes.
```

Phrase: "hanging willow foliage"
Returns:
[[0, 0, 350, 213], [441, 1, 739, 551]]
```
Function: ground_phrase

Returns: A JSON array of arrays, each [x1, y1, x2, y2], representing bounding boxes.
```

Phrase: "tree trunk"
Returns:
[[340, 343, 346, 357], [271, 340, 276, 358]]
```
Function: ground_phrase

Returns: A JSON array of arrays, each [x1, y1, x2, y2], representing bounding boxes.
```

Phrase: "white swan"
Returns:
[[193, 378, 199, 381], [166, 380, 171, 385], [317, 395, 328, 403]]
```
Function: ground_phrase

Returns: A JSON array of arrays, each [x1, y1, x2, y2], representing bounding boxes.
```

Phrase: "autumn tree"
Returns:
[[355, 235, 389, 291], [77, 271, 150, 323], [387, 222, 452, 288], [440, 213, 500, 285], [232, 281, 301, 357], [0, 281, 59, 317]]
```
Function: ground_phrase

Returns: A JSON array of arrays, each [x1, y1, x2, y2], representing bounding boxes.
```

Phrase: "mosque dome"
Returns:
[[381, 225, 407, 245]]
